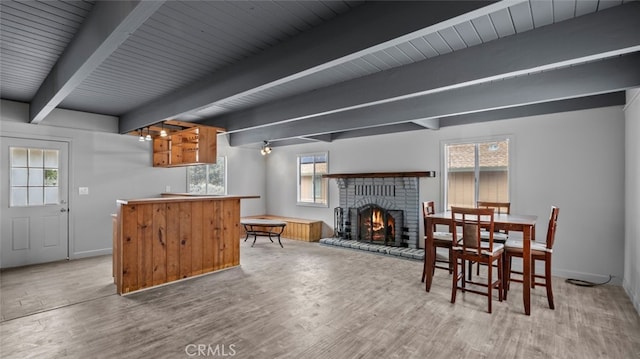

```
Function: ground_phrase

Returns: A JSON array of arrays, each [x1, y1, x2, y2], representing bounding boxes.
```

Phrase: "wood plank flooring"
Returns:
[[1, 238, 639, 358]]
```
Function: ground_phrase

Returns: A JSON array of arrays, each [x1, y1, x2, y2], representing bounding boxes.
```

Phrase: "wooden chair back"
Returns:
[[423, 201, 455, 233], [476, 201, 511, 215], [423, 201, 436, 217], [451, 207, 495, 253], [545, 206, 560, 249]]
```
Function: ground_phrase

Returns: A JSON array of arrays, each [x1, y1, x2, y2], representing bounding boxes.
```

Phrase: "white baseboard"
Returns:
[[623, 277, 640, 316], [508, 261, 622, 286], [71, 248, 112, 259]]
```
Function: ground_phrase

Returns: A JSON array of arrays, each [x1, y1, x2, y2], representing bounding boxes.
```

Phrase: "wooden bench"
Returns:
[[241, 215, 323, 242]]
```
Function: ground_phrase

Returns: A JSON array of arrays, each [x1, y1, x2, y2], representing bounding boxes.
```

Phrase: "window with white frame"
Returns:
[[297, 153, 328, 206], [187, 156, 227, 195], [443, 138, 510, 210], [10, 147, 60, 207]]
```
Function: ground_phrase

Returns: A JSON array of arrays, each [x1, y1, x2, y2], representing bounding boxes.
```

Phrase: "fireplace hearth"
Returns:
[[326, 171, 436, 249]]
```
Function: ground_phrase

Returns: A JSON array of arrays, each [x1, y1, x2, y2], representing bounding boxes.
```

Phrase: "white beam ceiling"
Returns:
[[226, 53, 640, 146], [118, 0, 497, 133], [10, 0, 637, 146], [205, 2, 640, 140]]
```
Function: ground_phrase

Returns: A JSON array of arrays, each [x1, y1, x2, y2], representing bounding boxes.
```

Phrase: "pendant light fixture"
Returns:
[[160, 122, 167, 137]]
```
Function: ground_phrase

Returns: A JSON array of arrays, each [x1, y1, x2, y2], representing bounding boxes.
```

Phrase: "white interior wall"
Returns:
[[266, 106, 626, 285], [624, 88, 640, 313], [0, 100, 266, 260], [1, 98, 632, 299], [216, 134, 267, 216]]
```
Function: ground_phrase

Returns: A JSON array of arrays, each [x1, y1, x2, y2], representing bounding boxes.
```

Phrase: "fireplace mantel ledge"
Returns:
[[323, 171, 435, 179]]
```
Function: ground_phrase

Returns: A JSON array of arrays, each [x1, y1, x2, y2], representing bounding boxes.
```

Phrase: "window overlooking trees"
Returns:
[[444, 138, 510, 210], [187, 156, 226, 195], [297, 153, 328, 206]]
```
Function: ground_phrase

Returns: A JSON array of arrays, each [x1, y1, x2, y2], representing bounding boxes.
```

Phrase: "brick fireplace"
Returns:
[[326, 172, 435, 249]]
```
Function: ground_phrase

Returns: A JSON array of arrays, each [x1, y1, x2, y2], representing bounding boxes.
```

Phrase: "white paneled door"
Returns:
[[0, 137, 69, 268]]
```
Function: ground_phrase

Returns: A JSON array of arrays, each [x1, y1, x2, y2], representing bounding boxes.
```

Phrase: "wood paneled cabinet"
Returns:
[[113, 195, 257, 295], [152, 126, 218, 167]]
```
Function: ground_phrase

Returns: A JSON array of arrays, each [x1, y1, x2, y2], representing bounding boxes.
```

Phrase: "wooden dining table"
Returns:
[[424, 211, 538, 315]]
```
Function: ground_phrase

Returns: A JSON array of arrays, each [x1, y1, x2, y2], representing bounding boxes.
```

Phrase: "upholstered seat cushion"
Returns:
[[453, 242, 504, 255], [431, 232, 462, 241], [480, 230, 508, 242], [505, 239, 551, 253]]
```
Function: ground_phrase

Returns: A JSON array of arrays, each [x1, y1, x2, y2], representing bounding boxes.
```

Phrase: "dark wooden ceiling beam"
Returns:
[[207, 2, 640, 139], [118, 1, 496, 133], [29, 1, 163, 124], [328, 93, 625, 141], [227, 54, 640, 145]]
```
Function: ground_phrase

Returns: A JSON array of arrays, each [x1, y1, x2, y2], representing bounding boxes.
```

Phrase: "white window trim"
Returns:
[[441, 135, 514, 211], [296, 152, 329, 208]]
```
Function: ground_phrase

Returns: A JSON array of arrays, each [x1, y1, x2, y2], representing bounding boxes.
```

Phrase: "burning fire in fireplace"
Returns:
[[371, 208, 385, 233], [358, 204, 400, 245]]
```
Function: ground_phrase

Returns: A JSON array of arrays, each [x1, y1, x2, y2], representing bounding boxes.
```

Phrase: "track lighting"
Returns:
[[260, 141, 272, 156]]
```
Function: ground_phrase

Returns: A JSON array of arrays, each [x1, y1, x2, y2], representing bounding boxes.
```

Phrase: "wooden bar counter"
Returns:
[[114, 195, 258, 295]]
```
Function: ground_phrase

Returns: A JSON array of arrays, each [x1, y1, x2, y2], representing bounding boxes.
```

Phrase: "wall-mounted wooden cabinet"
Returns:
[[152, 125, 219, 167], [152, 137, 171, 166]]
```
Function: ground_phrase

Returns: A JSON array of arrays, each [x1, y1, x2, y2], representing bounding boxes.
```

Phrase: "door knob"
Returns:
[[60, 208, 68, 212]]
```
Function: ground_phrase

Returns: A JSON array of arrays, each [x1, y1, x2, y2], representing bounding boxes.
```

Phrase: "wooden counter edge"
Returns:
[[117, 194, 260, 205]]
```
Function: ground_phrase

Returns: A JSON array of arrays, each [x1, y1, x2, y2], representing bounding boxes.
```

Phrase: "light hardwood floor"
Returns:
[[1, 238, 639, 358]]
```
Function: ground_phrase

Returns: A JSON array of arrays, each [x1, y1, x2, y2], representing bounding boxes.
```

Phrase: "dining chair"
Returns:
[[476, 201, 511, 242], [472, 201, 511, 278], [421, 201, 458, 283], [450, 206, 504, 313], [503, 206, 559, 309]]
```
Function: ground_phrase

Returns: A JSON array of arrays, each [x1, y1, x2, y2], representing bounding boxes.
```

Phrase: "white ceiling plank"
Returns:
[[509, 1, 534, 32], [530, 0, 554, 27], [29, 0, 164, 124], [553, 0, 576, 22], [454, 21, 483, 47], [423, 32, 453, 55], [205, 2, 640, 136], [470, 15, 499, 42], [438, 27, 468, 50], [408, 37, 440, 58], [395, 42, 428, 63], [575, 0, 599, 16], [381, 47, 412, 67], [489, 8, 516, 37]]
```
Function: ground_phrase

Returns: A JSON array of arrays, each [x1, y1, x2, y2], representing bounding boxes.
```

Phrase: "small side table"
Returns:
[[241, 219, 287, 248]]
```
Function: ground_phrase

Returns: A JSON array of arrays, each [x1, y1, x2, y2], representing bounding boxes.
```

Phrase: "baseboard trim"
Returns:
[[623, 277, 640, 316], [71, 248, 112, 259], [508, 261, 622, 286]]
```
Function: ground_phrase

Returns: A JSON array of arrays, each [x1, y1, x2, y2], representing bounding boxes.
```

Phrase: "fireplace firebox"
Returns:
[[357, 204, 404, 246]]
